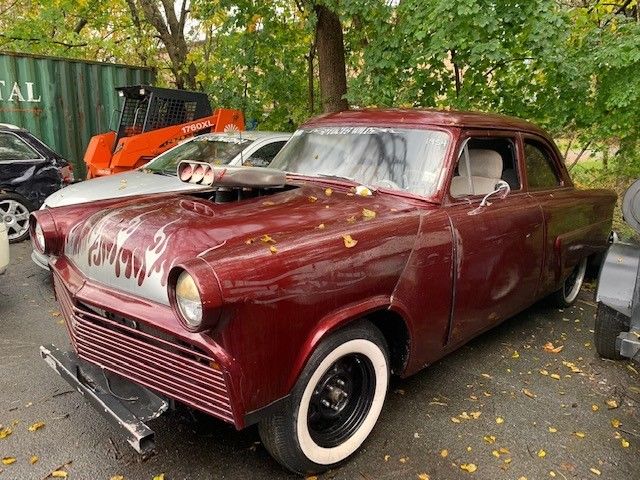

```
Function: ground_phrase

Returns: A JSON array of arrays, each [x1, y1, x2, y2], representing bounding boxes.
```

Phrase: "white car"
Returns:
[[32, 131, 291, 269], [0, 221, 9, 275]]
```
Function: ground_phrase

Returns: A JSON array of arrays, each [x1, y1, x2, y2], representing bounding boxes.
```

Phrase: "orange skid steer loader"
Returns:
[[84, 85, 244, 178]]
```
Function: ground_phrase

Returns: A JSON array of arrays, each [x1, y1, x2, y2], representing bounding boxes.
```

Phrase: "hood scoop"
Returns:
[[177, 161, 286, 188]]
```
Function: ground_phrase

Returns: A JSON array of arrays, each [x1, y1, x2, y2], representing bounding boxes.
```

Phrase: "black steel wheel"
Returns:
[[553, 257, 588, 307], [259, 321, 389, 474]]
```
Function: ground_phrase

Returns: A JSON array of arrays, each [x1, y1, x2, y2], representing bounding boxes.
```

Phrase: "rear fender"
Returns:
[[596, 242, 639, 317]]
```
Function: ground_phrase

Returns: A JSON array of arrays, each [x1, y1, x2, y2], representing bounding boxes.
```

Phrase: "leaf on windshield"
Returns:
[[343, 235, 358, 248], [362, 208, 376, 220]]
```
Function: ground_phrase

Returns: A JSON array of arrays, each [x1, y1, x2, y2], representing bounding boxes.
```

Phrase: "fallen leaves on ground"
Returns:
[[496, 417, 505, 424], [30, 455, 38, 464], [440, 449, 449, 457], [0, 426, 12, 439], [51, 471, 68, 478], [605, 399, 618, 409], [621, 438, 630, 448], [305, 476, 318, 480], [590, 467, 602, 475], [611, 418, 621, 428], [591, 404, 599, 412], [548, 426, 558, 433], [537, 449, 547, 458], [522, 388, 536, 398], [550, 373, 561, 380], [28, 421, 45, 432], [483, 435, 496, 444], [512, 351, 520, 358], [152, 475, 165, 480], [342, 234, 358, 248], [2, 457, 16, 465], [543, 342, 564, 353], [562, 361, 582, 373], [460, 463, 477, 473], [417, 474, 430, 480], [574, 431, 586, 438], [110, 477, 124, 480]]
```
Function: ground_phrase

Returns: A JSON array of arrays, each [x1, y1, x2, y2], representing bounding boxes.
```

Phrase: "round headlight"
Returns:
[[33, 222, 46, 252], [175, 271, 203, 329]]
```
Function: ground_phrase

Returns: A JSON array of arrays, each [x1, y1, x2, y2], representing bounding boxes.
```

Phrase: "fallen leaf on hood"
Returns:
[[262, 201, 275, 206], [440, 449, 449, 457], [355, 185, 372, 196], [362, 208, 376, 220], [0, 426, 12, 439], [316, 223, 325, 229], [621, 438, 630, 448], [343, 235, 358, 248], [605, 399, 618, 409], [523, 388, 536, 399], [537, 449, 546, 458], [269, 245, 278, 254], [51, 472, 68, 478], [2, 457, 16, 465], [308, 195, 318, 203], [245, 238, 255, 244], [28, 421, 45, 432], [543, 342, 564, 353], [589, 467, 601, 475], [30, 455, 38, 464], [460, 463, 477, 473], [260, 234, 275, 244], [611, 418, 621, 428], [324, 188, 333, 196]]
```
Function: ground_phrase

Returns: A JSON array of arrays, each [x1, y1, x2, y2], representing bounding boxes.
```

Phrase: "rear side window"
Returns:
[[524, 141, 560, 189], [0, 133, 40, 161]]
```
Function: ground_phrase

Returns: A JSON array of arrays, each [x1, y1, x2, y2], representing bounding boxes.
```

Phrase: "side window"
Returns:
[[0, 133, 41, 161], [524, 141, 561, 190], [450, 137, 519, 197], [244, 141, 288, 167]]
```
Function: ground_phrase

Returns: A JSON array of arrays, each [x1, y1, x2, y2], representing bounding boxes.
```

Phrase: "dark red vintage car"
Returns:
[[33, 110, 615, 474]]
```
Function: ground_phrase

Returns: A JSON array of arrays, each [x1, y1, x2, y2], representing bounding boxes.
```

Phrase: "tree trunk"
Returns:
[[314, 4, 348, 113]]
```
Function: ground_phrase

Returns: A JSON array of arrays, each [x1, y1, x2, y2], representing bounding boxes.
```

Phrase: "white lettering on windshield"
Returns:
[[308, 126, 399, 135]]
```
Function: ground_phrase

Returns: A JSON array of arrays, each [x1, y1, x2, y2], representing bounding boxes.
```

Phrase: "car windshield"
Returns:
[[144, 136, 254, 175], [270, 126, 450, 196]]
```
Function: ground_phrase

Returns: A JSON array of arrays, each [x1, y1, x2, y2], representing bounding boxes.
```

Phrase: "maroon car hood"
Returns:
[[63, 184, 418, 305]]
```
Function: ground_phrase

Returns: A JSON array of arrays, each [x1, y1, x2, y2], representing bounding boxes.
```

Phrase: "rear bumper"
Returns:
[[40, 344, 168, 454]]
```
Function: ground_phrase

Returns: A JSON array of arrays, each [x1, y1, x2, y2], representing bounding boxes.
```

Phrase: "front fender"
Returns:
[[596, 242, 639, 317]]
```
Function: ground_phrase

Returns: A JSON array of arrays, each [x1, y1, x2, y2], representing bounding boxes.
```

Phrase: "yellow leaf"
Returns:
[[537, 449, 546, 458], [305, 477, 318, 480], [483, 435, 496, 444], [262, 200, 275, 206], [152, 475, 165, 480], [550, 373, 561, 380], [591, 404, 599, 412], [611, 418, 621, 428], [548, 426, 558, 433], [440, 449, 449, 458], [621, 438, 630, 448], [451, 417, 461, 423], [496, 417, 504, 424], [28, 421, 45, 432], [589, 467, 601, 476], [492, 449, 500, 458], [2, 457, 16, 465], [469, 411, 481, 419], [316, 223, 325, 229], [543, 342, 564, 353], [460, 463, 477, 473], [518, 477, 528, 480], [549, 471, 556, 477], [269, 245, 278, 254], [574, 431, 586, 438], [384, 454, 390, 461], [308, 195, 318, 203], [355, 186, 372, 196], [346, 215, 357, 223], [244, 238, 254, 245], [512, 351, 520, 358], [499, 447, 510, 454], [523, 388, 536, 398], [481, 373, 492, 379], [503, 458, 512, 464], [342, 234, 358, 248], [0, 426, 12, 439], [540, 369, 549, 376], [30, 455, 38, 465], [399, 456, 408, 463], [324, 188, 333, 196], [418, 474, 430, 480], [260, 234, 275, 244], [605, 399, 618, 409], [459, 412, 471, 420], [51, 472, 68, 478], [362, 208, 377, 220], [51, 310, 61, 317]]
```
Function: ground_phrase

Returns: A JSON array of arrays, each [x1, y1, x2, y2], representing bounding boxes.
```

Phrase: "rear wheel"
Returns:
[[0, 193, 32, 243], [259, 321, 389, 474], [594, 303, 629, 360], [553, 257, 588, 307]]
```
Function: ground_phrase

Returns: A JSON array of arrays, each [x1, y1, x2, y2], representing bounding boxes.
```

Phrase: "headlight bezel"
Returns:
[[29, 211, 60, 255], [175, 271, 203, 329]]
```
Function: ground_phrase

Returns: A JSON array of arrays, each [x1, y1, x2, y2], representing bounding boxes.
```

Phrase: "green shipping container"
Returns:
[[0, 51, 154, 176]]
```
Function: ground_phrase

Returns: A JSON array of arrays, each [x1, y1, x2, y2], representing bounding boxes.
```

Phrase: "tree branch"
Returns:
[[484, 57, 535, 78]]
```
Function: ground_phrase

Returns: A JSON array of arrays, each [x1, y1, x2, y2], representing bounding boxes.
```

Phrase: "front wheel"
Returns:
[[259, 322, 389, 474], [553, 257, 588, 307], [0, 193, 32, 243]]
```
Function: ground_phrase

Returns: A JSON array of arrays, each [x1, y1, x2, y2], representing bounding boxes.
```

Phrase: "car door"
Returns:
[[0, 131, 51, 202], [445, 130, 545, 345]]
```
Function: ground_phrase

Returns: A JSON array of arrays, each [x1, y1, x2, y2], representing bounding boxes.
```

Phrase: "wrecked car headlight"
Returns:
[[175, 271, 203, 329]]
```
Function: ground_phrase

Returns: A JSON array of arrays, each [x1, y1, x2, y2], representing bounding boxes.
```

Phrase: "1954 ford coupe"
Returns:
[[33, 110, 615, 474]]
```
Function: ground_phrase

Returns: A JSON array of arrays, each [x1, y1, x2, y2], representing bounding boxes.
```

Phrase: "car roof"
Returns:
[[303, 109, 547, 136], [194, 131, 291, 142]]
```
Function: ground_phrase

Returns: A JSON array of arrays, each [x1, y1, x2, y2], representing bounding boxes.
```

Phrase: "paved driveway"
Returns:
[[1, 241, 638, 479]]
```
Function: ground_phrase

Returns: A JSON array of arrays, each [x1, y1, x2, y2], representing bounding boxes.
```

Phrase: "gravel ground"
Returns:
[[1, 241, 638, 480]]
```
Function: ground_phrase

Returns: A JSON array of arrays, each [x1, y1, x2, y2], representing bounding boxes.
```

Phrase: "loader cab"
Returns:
[[114, 85, 212, 146]]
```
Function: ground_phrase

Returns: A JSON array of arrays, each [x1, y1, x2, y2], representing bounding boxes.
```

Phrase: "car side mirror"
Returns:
[[480, 180, 511, 207]]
